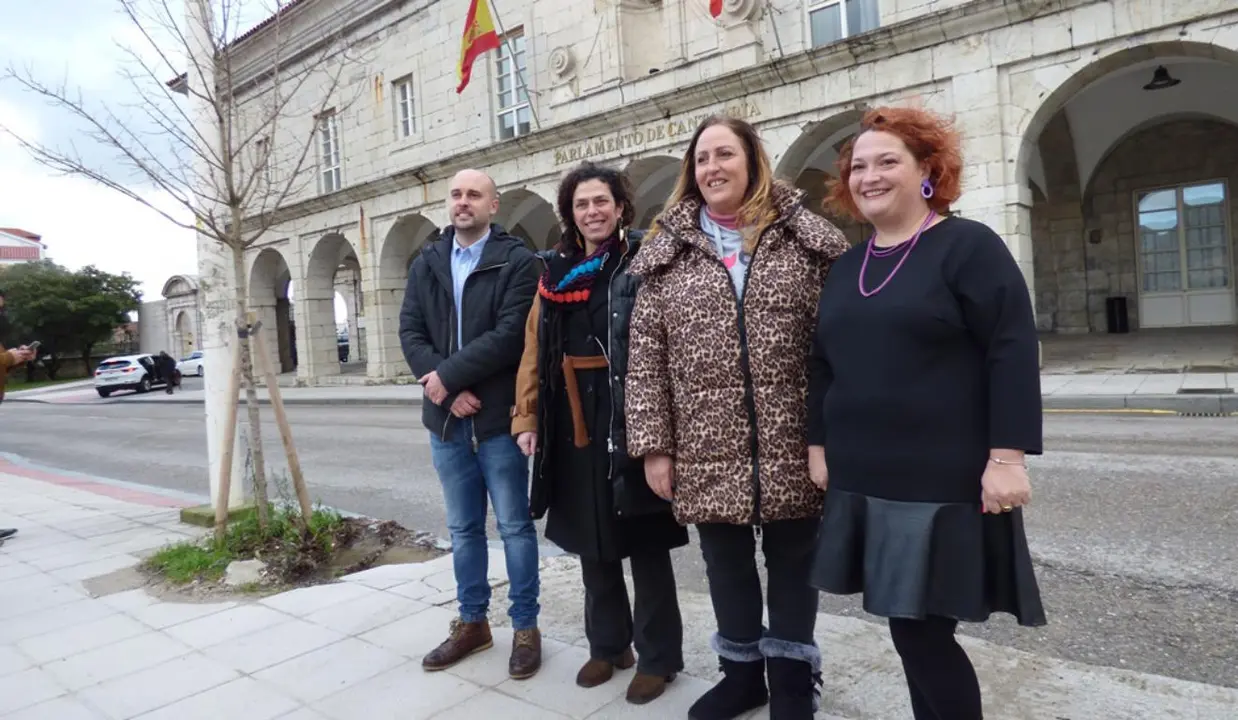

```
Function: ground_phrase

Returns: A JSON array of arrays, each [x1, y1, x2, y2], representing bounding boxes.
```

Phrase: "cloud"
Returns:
[[0, 1, 198, 300], [0, 113, 198, 302], [0, 0, 349, 322]]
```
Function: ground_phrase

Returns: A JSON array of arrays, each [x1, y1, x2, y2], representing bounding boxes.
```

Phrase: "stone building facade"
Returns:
[[214, 0, 1238, 383], [139, 274, 204, 358]]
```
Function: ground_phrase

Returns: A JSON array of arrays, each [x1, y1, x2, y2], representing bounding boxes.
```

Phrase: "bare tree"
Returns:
[[1, 0, 367, 533]]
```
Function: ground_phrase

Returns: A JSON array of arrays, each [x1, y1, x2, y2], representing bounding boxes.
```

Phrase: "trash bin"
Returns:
[[1105, 296, 1129, 334]]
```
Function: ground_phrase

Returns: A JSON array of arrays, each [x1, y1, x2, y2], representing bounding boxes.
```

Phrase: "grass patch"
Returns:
[[142, 503, 347, 586], [142, 471, 443, 592], [145, 543, 232, 583], [7, 376, 87, 392]]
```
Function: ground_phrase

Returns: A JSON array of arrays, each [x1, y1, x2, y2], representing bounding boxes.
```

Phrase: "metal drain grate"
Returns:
[[1175, 387, 1234, 394]]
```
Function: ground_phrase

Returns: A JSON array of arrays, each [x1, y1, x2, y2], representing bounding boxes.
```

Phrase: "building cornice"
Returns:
[[229, 0, 439, 98], [244, 0, 1099, 231]]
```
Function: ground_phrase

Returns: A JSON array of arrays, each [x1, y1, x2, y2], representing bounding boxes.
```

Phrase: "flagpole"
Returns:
[[486, 0, 541, 130], [765, 1, 786, 60]]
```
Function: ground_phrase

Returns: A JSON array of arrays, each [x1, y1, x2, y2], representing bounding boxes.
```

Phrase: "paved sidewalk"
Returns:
[[1042, 372, 1238, 413], [4, 462, 1238, 718]]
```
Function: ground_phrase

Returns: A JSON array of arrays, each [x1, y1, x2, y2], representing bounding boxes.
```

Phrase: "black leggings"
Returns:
[[888, 616, 982, 720]]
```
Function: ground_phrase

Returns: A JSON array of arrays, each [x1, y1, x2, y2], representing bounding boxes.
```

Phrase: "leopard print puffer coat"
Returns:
[[625, 182, 849, 526]]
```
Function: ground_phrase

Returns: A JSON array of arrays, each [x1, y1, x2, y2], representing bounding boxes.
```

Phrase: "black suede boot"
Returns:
[[766, 657, 818, 718], [760, 637, 823, 720], [687, 635, 769, 720]]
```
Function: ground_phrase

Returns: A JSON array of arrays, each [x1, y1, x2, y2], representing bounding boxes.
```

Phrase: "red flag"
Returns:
[[709, 0, 723, 16], [456, 0, 501, 94]]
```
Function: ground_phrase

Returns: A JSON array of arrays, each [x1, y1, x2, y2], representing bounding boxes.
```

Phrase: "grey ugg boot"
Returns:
[[761, 637, 823, 719]]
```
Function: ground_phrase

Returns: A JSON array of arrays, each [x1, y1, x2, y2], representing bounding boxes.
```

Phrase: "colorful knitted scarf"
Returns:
[[537, 234, 619, 307]]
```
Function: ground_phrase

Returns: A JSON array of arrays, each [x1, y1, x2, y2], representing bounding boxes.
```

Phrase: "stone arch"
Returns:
[[773, 109, 870, 245], [375, 213, 439, 377], [161, 274, 200, 359], [626, 155, 681, 231], [161, 274, 199, 298], [248, 247, 296, 373], [1014, 41, 1238, 191], [1082, 118, 1238, 331], [1020, 41, 1238, 334], [494, 188, 560, 250], [173, 309, 193, 357], [304, 233, 361, 376], [1090, 111, 1238, 193]]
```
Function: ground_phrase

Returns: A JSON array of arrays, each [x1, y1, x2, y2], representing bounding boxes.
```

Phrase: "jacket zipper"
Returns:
[[602, 241, 636, 514], [440, 259, 508, 452], [670, 230, 764, 529]]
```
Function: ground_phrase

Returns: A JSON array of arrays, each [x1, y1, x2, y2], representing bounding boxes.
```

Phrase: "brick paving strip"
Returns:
[[2, 461, 1236, 719]]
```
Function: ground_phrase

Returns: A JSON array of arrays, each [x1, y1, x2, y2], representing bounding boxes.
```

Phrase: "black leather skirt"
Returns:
[[809, 488, 1047, 627]]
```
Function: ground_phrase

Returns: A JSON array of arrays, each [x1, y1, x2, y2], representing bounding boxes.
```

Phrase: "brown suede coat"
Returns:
[[624, 182, 849, 526], [0, 346, 26, 404]]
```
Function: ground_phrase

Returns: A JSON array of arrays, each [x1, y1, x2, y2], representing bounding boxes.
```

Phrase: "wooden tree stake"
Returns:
[[250, 317, 314, 531]]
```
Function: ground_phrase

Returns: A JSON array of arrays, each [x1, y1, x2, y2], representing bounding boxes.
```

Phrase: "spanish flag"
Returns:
[[709, 0, 723, 16], [456, 0, 501, 94]]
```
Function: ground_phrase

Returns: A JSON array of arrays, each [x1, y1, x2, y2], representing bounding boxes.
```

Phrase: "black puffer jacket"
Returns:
[[516, 232, 669, 519], [399, 224, 539, 442], [604, 238, 644, 511]]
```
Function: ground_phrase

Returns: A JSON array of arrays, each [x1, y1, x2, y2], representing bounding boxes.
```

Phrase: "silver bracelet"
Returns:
[[989, 456, 1027, 469]]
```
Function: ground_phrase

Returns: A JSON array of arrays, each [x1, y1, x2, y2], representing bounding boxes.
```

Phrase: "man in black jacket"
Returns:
[[399, 168, 543, 680]]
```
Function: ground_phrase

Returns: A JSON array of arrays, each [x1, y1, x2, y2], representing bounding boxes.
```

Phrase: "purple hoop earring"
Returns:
[[921, 179, 935, 199]]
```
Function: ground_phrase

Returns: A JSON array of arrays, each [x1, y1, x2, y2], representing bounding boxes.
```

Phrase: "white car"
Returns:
[[93, 354, 170, 397], [177, 351, 204, 377]]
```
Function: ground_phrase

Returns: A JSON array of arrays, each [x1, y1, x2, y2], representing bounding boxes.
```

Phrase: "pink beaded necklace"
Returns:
[[858, 211, 937, 297]]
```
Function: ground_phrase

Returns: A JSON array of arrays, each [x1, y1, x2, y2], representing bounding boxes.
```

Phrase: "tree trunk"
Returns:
[[230, 239, 271, 529]]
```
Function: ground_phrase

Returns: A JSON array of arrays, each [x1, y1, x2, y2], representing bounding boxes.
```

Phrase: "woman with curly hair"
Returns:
[[512, 161, 688, 705], [625, 116, 849, 719], [807, 106, 1046, 719]]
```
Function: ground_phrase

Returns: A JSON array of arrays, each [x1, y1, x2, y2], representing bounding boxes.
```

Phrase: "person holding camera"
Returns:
[[0, 289, 37, 542]]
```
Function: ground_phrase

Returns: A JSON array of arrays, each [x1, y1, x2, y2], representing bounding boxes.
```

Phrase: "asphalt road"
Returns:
[[3, 401, 1236, 689]]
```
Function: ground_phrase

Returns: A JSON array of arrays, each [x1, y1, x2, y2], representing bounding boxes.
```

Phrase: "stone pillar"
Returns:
[[367, 283, 408, 379], [250, 298, 279, 374], [188, 0, 245, 510], [298, 293, 337, 379], [954, 66, 1038, 319]]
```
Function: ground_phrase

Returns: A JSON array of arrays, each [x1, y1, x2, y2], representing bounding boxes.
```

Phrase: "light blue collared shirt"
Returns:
[[450, 230, 490, 349]]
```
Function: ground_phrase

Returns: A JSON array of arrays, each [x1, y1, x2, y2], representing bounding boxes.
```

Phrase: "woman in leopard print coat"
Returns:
[[625, 115, 849, 720]]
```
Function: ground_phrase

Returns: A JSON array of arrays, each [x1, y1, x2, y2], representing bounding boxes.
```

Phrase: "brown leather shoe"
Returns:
[[421, 618, 493, 671], [508, 627, 542, 680], [576, 647, 636, 688], [626, 671, 676, 705]]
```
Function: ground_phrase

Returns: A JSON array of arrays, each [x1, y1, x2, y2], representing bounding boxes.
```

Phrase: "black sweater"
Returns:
[[807, 216, 1043, 504]]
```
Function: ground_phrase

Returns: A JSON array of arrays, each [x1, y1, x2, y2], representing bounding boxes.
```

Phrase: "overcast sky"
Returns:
[[0, 1, 278, 304]]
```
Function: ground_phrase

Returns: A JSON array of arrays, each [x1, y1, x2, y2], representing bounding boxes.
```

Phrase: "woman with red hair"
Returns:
[[806, 107, 1046, 719]]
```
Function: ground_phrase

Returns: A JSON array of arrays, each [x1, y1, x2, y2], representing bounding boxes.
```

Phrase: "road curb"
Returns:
[[16, 392, 1236, 414], [1044, 393, 1238, 415]]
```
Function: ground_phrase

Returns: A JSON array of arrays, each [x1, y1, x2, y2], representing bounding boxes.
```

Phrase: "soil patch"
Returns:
[[130, 515, 447, 603]]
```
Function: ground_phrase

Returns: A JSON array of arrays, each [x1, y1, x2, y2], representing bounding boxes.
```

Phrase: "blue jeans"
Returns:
[[429, 419, 540, 630]]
